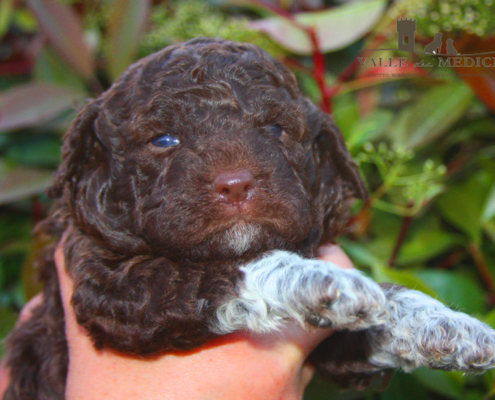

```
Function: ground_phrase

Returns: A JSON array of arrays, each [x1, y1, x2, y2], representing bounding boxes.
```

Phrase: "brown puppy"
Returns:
[[3, 38, 367, 399]]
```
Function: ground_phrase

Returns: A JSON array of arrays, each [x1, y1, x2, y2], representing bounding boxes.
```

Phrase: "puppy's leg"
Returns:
[[310, 329, 393, 390], [212, 251, 387, 334], [365, 284, 495, 372], [312, 283, 495, 390]]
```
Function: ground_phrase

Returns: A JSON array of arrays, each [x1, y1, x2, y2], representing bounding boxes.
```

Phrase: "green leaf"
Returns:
[[484, 219, 495, 245], [341, 239, 438, 298], [340, 238, 382, 270], [482, 368, 495, 397], [369, 209, 403, 237], [251, 0, 386, 55], [0, 82, 82, 133], [437, 172, 495, 245], [34, 47, 87, 93], [27, 0, 94, 79], [13, 8, 38, 32], [106, 0, 151, 80], [333, 92, 359, 140], [0, 212, 31, 244], [416, 270, 486, 315], [484, 308, 495, 329], [412, 369, 464, 399], [295, 71, 320, 104], [0, 259, 4, 290], [0, 0, 14, 39], [380, 371, 432, 400], [6, 135, 60, 167], [346, 109, 393, 152], [376, 266, 438, 299], [397, 230, 456, 266], [482, 182, 495, 222], [394, 82, 473, 149], [0, 162, 53, 205]]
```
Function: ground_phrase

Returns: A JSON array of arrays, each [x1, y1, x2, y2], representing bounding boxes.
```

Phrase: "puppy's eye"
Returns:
[[151, 135, 180, 148], [267, 124, 284, 138]]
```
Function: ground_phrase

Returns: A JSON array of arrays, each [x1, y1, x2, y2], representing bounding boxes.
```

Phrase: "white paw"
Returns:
[[416, 313, 495, 371], [305, 265, 388, 331], [211, 251, 387, 334], [369, 287, 495, 372]]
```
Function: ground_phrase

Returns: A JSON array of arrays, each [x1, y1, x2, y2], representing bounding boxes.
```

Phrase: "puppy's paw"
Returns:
[[418, 313, 495, 371], [305, 265, 388, 331], [369, 286, 495, 372], [212, 251, 388, 335]]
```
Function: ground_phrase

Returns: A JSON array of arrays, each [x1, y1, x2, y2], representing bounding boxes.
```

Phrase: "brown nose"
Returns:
[[213, 169, 255, 204]]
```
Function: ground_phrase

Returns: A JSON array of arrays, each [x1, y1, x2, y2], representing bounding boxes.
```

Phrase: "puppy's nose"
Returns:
[[213, 169, 255, 203]]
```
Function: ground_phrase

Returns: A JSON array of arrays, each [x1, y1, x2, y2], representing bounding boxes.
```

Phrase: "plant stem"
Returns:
[[31, 196, 44, 227], [468, 242, 495, 294], [250, 0, 330, 112], [307, 27, 330, 112], [388, 202, 414, 267]]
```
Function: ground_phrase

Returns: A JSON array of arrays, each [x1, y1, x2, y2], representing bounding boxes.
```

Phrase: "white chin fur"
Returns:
[[219, 223, 261, 256]]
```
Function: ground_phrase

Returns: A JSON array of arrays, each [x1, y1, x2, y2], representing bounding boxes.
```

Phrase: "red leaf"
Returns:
[[106, 0, 151, 80], [357, 58, 429, 83], [0, 82, 83, 133], [251, 0, 386, 55], [0, 165, 53, 205], [449, 34, 495, 111], [27, 0, 94, 79], [456, 67, 495, 112]]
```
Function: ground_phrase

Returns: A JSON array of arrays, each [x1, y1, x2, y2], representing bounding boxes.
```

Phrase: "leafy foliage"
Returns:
[[1, 1, 495, 399], [394, 0, 495, 36], [140, 0, 285, 58]]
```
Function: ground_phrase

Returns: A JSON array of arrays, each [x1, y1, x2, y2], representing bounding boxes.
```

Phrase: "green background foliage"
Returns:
[[0, 0, 495, 398]]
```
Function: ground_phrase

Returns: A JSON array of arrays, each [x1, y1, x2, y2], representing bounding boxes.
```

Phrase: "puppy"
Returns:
[[3, 38, 495, 399]]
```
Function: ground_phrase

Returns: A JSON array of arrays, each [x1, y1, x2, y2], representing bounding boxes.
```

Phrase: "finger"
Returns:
[[16, 293, 44, 326], [54, 237, 343, 399], [0, 359, 9, 399], [317, 244, 354, 269], [54, 237, 75, 319], [240, 323, 333, 396], [53, 238, 89, 343]]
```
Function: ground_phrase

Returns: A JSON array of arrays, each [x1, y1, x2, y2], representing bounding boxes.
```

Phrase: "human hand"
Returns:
[[0, 243, 354, 400]]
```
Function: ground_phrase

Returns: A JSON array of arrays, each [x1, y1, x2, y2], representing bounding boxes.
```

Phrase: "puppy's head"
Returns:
[[49, 38, 366, 262]]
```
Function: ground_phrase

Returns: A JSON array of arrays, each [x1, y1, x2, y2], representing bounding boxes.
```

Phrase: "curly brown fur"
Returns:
[[3, 37, 368, 398], [3, 208, 68, 400]]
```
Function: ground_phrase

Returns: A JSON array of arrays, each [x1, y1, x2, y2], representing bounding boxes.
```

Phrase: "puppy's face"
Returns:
[[50, 38, 366, 262]]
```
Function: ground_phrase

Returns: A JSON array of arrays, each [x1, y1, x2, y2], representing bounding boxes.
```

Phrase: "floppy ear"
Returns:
[[311, 102, 368, 200], [302, 98, 368, 243], [321, 116, 367, 200], [47, 99, 103, 199]]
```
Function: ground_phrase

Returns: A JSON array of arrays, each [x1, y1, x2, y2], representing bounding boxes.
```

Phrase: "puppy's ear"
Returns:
[[47, 100, 103, 199], [306, 99, 367, 200], [319, 116, 368, 200]]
